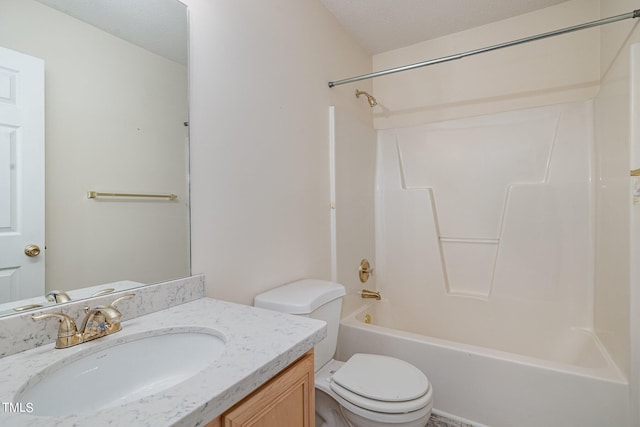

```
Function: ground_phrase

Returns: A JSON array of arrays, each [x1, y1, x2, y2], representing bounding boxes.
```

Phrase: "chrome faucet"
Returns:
[[32, 294, 135, 349]]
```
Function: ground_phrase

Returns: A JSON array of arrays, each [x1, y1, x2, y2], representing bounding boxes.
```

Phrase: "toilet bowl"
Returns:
[[254, 279, 433, 427]]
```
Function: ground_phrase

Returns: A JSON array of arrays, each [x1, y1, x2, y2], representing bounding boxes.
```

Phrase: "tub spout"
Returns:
[[361, 289, 381, 300]]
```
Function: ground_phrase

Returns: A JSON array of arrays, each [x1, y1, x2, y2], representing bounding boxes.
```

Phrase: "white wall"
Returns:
[[183, 0, 373, 305], [375, 101, 595, 352], [0, 0, 190, 291]]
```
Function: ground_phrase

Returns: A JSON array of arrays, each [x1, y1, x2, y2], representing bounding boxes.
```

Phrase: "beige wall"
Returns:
[[0, 0, 190, 291], [332, 108, 377, 313], [182, 0, 639, 417], [372, 0, 601, 129], [184, 0, 373, 305]]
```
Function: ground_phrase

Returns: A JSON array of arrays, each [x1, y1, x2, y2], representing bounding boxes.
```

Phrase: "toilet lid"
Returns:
[[330, 380, 432, 414], [331, 354, 429, 402]]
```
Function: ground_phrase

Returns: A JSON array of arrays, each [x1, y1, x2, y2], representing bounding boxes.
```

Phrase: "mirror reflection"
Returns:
[[0, 0, 190, 316]]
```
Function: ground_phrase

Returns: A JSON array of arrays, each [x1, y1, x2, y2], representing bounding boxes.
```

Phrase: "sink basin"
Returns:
[[15, 328, 226, 416]]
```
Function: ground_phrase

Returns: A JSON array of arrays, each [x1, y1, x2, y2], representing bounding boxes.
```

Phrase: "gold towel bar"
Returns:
[[87, 191, 177, 200], [632, 169, 640, 177]]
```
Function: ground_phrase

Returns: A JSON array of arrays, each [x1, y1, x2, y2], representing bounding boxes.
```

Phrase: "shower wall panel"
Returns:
[[376, 100, 593, 329]]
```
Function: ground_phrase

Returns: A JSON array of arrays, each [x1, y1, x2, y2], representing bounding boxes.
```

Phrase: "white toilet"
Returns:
[[254, 279, 433, 427]]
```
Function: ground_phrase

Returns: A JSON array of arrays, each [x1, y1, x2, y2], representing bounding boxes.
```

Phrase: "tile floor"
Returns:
[[427, 413, 474, 427]]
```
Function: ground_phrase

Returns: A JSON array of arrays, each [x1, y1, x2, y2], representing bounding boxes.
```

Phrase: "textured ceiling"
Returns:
[[319, 0, 571, 54], [34, 0, 188, 64], [34, 0, 572, 63]]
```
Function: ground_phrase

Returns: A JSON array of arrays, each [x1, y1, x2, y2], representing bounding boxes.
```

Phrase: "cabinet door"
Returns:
[[223, 351, 315, 427]]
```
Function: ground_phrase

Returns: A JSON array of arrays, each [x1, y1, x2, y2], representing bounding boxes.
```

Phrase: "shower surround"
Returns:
[[376, 101, 593, 311], [342, 99, 629, 426]]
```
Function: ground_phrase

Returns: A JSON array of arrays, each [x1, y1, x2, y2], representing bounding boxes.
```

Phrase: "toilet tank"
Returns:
[[254, 279, 346, 371]]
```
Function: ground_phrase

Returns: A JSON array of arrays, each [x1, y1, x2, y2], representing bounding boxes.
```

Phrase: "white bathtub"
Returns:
[[336, 300, 630, 427]]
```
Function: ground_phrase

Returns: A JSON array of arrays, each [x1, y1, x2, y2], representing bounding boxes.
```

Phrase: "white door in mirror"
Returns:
[[0, 46, 45, 303]]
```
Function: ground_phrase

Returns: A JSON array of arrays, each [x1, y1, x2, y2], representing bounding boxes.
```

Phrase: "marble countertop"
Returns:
[[0, 297, 326, 426], [0, 280, 145, 317]]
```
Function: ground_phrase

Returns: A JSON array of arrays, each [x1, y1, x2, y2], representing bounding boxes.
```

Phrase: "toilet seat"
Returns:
[[329, 354, 432, 414], [330, 380, 432, 414]]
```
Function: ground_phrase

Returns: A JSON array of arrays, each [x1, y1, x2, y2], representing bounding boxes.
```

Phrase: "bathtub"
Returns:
[[336, 300, 630, 427]]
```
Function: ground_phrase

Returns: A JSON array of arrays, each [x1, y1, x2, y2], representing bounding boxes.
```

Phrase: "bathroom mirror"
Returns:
[[0, 0, 190, 316]]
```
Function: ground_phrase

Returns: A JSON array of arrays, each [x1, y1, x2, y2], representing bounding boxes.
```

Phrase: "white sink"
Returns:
[[15, 328, 226, 416]]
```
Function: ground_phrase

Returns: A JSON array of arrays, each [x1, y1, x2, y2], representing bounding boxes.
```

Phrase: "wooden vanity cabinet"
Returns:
[[206, 350, 315, 427]]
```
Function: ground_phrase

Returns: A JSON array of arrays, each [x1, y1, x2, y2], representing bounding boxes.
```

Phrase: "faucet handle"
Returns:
[[82, 293, 136, 339], [109, 293, 135, 309], [32, 312, 82, 348], [103, 293, 135, 330], [359, 259, 374, 283], [32, 312, 77, 334]]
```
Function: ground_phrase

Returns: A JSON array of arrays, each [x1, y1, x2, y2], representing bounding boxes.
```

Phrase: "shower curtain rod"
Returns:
[[328, 8, 640, 88]]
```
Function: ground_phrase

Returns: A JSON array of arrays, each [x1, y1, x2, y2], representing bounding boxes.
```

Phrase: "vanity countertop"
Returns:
[[0, 297, 326, 426]]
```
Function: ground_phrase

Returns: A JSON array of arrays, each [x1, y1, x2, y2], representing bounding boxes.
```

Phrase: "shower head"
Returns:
[[355, 89, 377, 107]]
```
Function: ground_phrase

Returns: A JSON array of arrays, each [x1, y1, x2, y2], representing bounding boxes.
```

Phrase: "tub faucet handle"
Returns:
[[359, 259, 374, 283]]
